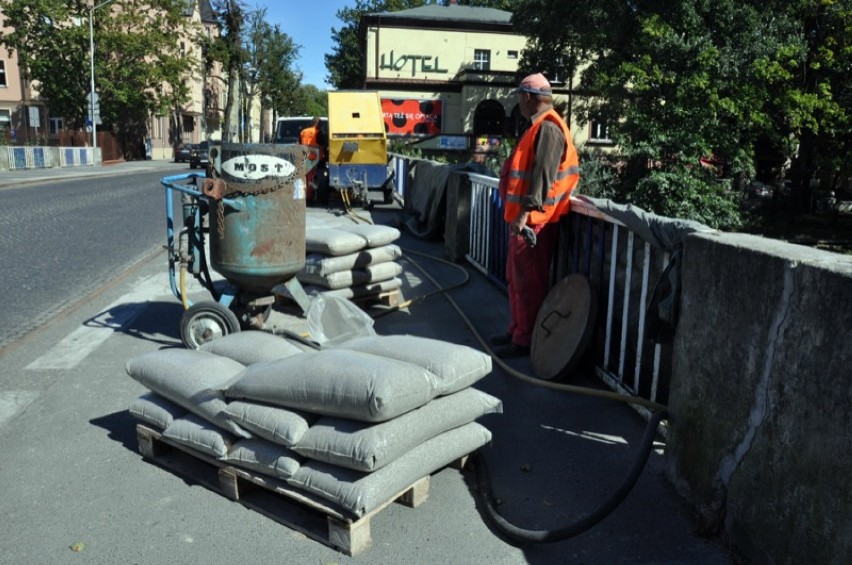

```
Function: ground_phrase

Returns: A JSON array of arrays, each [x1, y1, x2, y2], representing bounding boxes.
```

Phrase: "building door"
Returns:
[[473, 100, 505, 137]]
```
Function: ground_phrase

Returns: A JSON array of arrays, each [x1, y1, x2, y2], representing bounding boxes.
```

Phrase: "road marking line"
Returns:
[[0, 391, 40, 428], [25, 275, 168, 370]]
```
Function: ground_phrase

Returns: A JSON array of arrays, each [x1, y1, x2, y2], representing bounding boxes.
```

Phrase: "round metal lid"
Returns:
[[530, 274, 597, 380]]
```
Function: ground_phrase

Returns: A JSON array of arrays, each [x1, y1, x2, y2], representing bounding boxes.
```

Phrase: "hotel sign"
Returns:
[[380, 50, 449, 77]]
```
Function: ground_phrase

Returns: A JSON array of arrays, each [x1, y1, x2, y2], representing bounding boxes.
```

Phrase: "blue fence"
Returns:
[[1, 146, 95, 170]]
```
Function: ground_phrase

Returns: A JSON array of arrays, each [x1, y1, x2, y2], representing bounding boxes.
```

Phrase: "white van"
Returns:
[[273, 116, 328, 145]]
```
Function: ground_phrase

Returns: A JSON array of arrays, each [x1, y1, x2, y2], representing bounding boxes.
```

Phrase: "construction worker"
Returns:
[[299, 117, 327, 203], [492, 72, 580, 358], [299, 117, 325, 160]]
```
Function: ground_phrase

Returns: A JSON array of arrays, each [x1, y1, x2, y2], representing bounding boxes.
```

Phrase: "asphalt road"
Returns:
[[0, 165, 184, 349]]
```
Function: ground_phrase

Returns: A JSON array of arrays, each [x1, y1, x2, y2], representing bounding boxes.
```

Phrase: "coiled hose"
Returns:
[[473, 410, 667, 545], [387, 247, 669, 544]]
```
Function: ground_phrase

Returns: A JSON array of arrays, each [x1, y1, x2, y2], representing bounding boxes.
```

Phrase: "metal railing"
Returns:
[[391, 153, 673, 413], [467, 172, 672, 412], [0, 146, 96, 170]]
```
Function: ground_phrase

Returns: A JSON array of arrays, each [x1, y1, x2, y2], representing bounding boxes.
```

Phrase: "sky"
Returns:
[[255, 0, 355, 90]]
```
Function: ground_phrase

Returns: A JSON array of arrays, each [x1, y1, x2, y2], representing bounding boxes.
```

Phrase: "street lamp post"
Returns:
[[243, 66, 257, 143], [88, 0, 116, 164]]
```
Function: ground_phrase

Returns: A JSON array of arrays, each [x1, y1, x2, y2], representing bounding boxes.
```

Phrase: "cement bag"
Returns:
[[126, 349, 251, 438], [306, 294, 376, 346], [221, 438, 302, 479], [337, 334, 492, 395], [162, 414, 236, 458], [306, 228, 368, 256], [224, 401, 316, 447], [302, 278, 402, 301], [199, 330, 305, 365], [334, 224, 400, 247], [224, 349, 440, 422], [293, 388, 502, 472], [299, 262, 403, 290], [129, 392, 187, 430], [302, 244, 402, 277], [287, 422, 492, 518]]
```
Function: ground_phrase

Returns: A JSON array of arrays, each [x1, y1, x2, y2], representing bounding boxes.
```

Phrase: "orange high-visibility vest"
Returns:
[[502, 109, 579, 225], [300, 126, 325, 161], [300, 126, 318, 146]]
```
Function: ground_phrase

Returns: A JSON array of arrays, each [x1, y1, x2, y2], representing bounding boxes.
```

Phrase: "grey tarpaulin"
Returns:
[[402, 161, 494, 239], [575, 195, 715, 341]]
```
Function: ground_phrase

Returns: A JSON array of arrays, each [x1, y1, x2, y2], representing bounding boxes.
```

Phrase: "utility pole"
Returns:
[[88, 0, 116, 164]]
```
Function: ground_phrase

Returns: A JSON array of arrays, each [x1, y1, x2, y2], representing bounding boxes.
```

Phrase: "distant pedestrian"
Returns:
[[299, 117, 326, 161], [300, 117, 328, 202], [492, 73, 580, 358]]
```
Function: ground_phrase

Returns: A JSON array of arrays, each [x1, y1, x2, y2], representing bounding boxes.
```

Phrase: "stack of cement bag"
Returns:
[[298, 224, 404, 302], [126, 331, 499, 519]]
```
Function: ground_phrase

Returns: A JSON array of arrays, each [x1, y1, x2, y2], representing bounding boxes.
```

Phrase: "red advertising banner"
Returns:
[[381, 98, 442, 136]]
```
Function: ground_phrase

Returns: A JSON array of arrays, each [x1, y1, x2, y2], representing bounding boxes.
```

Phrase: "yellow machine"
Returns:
[[327, 91, 393, 205]]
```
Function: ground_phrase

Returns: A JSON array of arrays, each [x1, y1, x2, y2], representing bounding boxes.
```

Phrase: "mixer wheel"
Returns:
[[180, 301, 241, 349]]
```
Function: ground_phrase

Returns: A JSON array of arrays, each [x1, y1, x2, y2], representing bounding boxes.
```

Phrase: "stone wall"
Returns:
[[667, 231, 852, 564]]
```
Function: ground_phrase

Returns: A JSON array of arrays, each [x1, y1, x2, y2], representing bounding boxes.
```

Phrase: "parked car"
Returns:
[[274, 116, 328, 145], [174, 143, 193, 163], [189, 141, 209, 169], [742, 180, 774, 210]]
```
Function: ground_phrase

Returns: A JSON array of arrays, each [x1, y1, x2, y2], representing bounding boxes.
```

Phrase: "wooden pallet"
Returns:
[[351, 288, 403, 309], [278, 288, 403, 311], [136, 423, 466, 556]]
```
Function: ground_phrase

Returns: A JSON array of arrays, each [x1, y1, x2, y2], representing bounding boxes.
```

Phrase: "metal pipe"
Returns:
[[87, 0, 116, 163]]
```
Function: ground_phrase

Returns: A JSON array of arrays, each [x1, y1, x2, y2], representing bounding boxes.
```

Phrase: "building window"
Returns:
[[473, 49, 491, 71], [0, 61, 7, 87], [590, 119, 611, 143], [507, 50, 518, 60], [49, 117, 63, 135], [0, 109, 11, 137]]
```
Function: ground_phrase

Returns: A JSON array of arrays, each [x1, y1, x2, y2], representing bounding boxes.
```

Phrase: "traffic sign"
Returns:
[[90, 91, 102, 125]]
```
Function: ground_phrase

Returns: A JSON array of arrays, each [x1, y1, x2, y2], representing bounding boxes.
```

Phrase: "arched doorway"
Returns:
[[473, 100, 506, 137], [507, 104, 527, 138]]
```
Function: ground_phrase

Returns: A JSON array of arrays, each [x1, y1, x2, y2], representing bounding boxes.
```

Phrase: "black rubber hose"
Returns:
[[269, 327, 323, 350], [473, 409, 667, 545]]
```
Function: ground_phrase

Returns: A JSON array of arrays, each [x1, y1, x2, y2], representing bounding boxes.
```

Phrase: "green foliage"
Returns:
[[253, 22, 300, 119], [292, 84, 329, 117], [326, 0, 427, 89], [241, 9, 304, 139], [575, 150, 620, 201], [1, 0, 195, 155], [631, 168, 742, 230], [511, 0, 851, 228], [208, 0, 247, 141]]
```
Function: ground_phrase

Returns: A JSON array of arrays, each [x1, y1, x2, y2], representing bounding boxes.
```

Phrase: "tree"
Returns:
[[755, 0, 851, 215], [286, 84, 328, 117], [208, 0, 247, 142], [511, 0, 850, 230], [1, 0, 194, 156], [326, 0, 436, 89], [245, 15, 302, 135]]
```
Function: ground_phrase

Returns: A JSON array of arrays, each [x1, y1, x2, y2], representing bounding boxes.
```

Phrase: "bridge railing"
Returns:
[[467, 171, 672, 414], [391, 152, 672, 414]]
